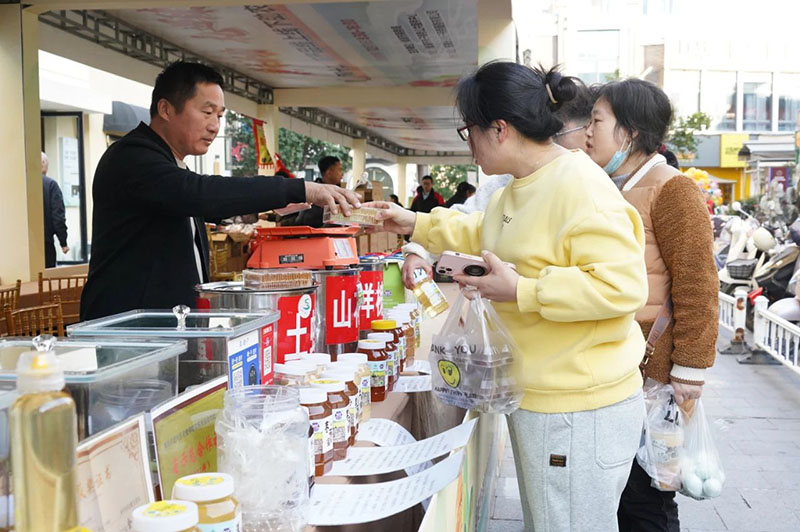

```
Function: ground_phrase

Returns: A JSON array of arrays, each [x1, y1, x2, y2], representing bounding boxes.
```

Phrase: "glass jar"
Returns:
[[304, 354, 332, 372], [368, 331, 398, 389], [336, 354, 371, 422], [308, 379, 350, 461], [410, 268, 449, 318], [397, 304, 422, 348], [284, 360, 322, 380], [386, 311, 415, 366], [215, 386, 309, 532], [273, 363, 315, 386], [172, 473, 241, 531], [371, 319, 404, 377], [357, 339, 388, 403], [298, 387, 333, 478], [321, 369, 358, 442], [132, 501, 200, 532]]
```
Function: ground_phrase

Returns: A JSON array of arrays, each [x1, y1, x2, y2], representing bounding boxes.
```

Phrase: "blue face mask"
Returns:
[[603, 138, 632, 175]]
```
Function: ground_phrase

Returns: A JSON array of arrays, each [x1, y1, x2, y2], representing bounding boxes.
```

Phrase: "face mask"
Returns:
[[603, 138, 632, 175]]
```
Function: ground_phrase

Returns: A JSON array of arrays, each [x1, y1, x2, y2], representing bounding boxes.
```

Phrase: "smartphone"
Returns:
[[436, 251, 491, 277]]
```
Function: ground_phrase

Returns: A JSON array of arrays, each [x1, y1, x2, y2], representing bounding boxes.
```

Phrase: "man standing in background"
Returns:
[[41, 152, 69, 267], [409, 175, 444, 213]]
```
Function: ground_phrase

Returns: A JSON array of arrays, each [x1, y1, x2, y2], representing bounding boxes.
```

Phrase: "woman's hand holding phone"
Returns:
[[452, 251, 520, 302]]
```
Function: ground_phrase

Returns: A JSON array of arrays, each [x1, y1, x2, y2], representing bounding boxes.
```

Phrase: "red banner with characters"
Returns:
[[277, 293, 315, 363], [325, 275, 359, 345], [358, 270, 384, 331]]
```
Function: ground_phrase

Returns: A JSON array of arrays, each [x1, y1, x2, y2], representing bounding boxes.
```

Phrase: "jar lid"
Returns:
[[173, 473, 234, 502], [321, 369, 355, 382], [132, 501, 199, 532], [385, 311, 410, 324], [276, 362, 315, 376], [310, 378, 345, 393], [368, 332, 394, 343], [298, 387, 328, 405], [338, 353, 368, 364], [306, 353, 332, 365], [371, 319, 397, 330], [358, 339, 386, 350]]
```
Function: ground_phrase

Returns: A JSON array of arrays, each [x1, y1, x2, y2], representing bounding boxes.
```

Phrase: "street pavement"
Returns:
[[487, 325, 800, 532]]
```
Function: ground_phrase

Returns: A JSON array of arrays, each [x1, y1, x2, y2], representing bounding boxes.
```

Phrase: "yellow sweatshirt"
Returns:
[[412, 150, 648, 413]]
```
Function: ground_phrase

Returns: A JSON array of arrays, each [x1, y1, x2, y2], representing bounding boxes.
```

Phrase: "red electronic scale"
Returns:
[[247, 226, 360, 270]]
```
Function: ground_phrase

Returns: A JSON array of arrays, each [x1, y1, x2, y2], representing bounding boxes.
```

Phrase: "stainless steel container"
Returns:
[[311, 268, 361, 359], [196, 281, 318, 364]]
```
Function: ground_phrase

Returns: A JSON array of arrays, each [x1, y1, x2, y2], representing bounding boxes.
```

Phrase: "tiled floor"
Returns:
[[487, 326, 800, 532]]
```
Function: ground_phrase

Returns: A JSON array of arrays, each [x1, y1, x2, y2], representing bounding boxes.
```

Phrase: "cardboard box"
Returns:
[[357, 233, 370, 256], [208, 229, 252, 276]]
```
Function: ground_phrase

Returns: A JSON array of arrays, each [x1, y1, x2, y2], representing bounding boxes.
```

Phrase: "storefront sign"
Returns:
[[76, 415, 153, 532], [277, 293, 315, 362], [720, 134, 749, 168], [325, 275, 359, 345], [151, 376, 227, 499]]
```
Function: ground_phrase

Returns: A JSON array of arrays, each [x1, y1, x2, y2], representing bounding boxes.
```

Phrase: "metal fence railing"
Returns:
[[718, 292, 736, 333], [752, 296, 800, 376]]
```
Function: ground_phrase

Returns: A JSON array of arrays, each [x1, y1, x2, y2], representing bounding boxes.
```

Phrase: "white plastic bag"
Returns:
[[429, 289, 522, 414], [678, 398, 725, 500], [637, 378, 684, 491]]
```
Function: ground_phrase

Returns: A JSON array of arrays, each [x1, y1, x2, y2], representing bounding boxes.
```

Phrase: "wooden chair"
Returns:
[[5, 295, 65, 337], [0, 280, 22, 337], [38, 272, 86, 325]]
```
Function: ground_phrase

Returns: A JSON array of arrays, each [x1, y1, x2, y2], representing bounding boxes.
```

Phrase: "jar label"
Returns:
[[398, 336, 407, 362], [359, 377, 371, 407], [331, 406, 349, 443], [347, 395, 357, 432], [368, 360, 386, 388], [312, 415, 334, 455], [197, 512, 242, 532], [421, 281, 445, 306]]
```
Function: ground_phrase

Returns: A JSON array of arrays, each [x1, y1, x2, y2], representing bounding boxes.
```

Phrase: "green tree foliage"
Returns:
[[429, 164, 478, 200], [668, 112, 712, 157], [224, 110, 352, 177]]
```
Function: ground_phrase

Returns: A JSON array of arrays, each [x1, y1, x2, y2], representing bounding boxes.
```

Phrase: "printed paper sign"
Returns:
[[227, 330, 260, 388], [309, 450, 465, 526], [395, 375, 433, 393], [277, 293, 315, 363], [404, 359, 432, 375], [325, 275, 359, 345], [329, 418, 476, 477], [76, 415, 153, 532], [357, 418, 416, 447], [260, 324, 275, 384], [151, 376, 227, 500], [358, 270, 384, 331]]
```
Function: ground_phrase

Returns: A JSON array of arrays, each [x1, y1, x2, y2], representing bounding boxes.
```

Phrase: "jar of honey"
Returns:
[[368, 332, 398, 390], [298, 387, 333, 478], [371, 319, 404, 378], [308, 379, 350, 460], [132, 501, 200, 532], [321, 369, 358, 444], [274, 363, 315, 386], [172, 473, 241, 531], [357, 339, 387, 403], [336, 354, 371, 421], [386, 310, 415, 366]]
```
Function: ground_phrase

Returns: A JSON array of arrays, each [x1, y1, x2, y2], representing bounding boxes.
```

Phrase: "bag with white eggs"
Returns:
[[677, 398, 725, 500]]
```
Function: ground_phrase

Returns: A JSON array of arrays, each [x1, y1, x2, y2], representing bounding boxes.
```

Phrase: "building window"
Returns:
[[667, 70, 700, 118], [742, 73, 772, 131], [777, 73, 800, 131], [702, 71, 737, 131], [575, 30, 620, 84]]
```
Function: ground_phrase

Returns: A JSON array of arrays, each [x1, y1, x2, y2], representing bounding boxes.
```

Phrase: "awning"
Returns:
[[709, 174, 737, 184], [103, 100, 150, 137]]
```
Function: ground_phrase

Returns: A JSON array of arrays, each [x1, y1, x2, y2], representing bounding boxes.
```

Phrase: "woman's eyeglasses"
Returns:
[[554, 121, 590, 138], [457, 124, 502, 142]]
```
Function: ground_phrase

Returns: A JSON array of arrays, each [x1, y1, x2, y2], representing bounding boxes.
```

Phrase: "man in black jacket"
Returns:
[[41, 152, 69, 267], [80, 62, 359, 320], [289, 155, 344, 227], [409, 175, 444, 213]]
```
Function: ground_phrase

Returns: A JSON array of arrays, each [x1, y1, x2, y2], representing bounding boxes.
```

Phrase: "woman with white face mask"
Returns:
[[586, 79, 719, 532], [370, 62, 650, 532]]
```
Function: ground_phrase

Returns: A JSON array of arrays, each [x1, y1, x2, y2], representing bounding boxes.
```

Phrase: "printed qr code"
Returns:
[[264, 346, 272, 374], [233, 367, 244, 388]]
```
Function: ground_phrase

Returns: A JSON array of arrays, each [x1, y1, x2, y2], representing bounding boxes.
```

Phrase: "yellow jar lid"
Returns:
[[173, 472, 235, 502], [370, 319, 397, 330], [132, 501, 199, 532]]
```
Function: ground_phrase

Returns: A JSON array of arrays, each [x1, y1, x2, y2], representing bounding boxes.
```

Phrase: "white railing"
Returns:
[[718, 292, 736, 333], [752, 296, 800, 376]]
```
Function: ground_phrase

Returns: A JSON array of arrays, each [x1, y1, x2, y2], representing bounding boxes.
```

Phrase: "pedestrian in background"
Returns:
[[41, 151, 69, 267], [444, 181, 476, 208], [585, 78, 718, 532], [409, 175, 444, 213], [553, 78, 596, 150]]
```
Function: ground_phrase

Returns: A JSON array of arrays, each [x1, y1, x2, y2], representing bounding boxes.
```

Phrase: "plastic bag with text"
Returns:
[[429, 289, 522, 414], [637, 378, 684, 491], [678, 398, 725, 500]]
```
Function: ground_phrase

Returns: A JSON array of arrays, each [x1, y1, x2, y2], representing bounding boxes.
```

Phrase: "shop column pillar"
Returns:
[[0, 5, 44, 283], [396, 158, 408, 207], [256, 103, 281, 164], [350, 138, 367, 189]]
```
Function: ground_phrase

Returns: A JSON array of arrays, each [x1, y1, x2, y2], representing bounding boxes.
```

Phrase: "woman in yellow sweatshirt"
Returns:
[[373, 62, 649, 532]]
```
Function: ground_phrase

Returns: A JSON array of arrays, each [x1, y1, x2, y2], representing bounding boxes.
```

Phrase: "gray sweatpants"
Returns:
[[506, 390, 645, 532]]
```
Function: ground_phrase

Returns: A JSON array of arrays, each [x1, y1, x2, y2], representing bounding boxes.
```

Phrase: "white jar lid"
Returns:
[[358, 339, 385, 350], [368, 332, 394, 343], [385, 311, 410, 324], [338, 353, 368, 364], [310, 378, 345, 393], [277, 362, 315, 376], [306, 353, 332, 365], [132, 501, 199, 532], [322, 369, 355, 382], [172, 473, 234, 502], [298, 387, 328, 405]]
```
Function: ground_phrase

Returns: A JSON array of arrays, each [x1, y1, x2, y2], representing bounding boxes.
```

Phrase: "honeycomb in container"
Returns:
[[242, 268, 313, 289], [323, 206, 383, 227]]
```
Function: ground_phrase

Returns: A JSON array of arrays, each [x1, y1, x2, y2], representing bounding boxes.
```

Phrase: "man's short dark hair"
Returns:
[[150, 61, 225, 117], [318, 156, 341, 175], [422, 175, 433, 182]]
